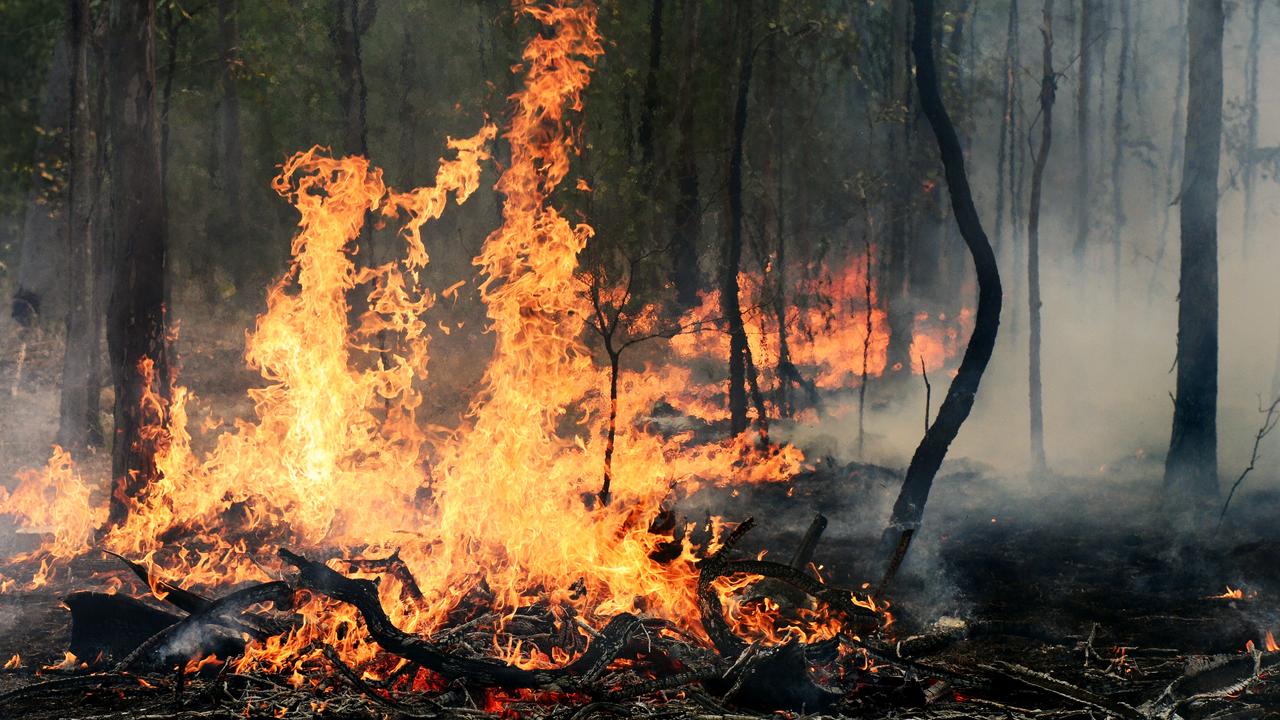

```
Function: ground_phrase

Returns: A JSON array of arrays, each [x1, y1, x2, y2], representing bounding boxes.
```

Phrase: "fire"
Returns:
[[670, 260, 971, 422], [3, 653, 20, 670], [0, 0, 883, 680], [1210, 586, 1246, 600], [1266, 631, 1278, 653], [41, 651, 81, 672]]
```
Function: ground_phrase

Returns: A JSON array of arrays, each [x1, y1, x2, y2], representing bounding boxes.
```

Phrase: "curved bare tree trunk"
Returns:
[[875, 0, 1003, 591]]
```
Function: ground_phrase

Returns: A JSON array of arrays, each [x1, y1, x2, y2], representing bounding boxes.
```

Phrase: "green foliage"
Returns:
[[0, 0, 64, 216]]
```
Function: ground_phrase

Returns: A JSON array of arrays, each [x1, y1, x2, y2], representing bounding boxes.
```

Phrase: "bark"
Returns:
[[1241, 0, 1261, 258], [58, 0, 103, 450], [106, 0, 169, 528], [875, 0, 1003, 586], [670, 0, 701, 307], [1027, 0, 1056, 476], [1072, 0, 1093, 268], [1163, 0, 1223, 512], [723, 0, 755, 437]]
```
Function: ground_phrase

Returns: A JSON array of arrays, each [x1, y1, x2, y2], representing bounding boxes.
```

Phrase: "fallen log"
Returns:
[[115, 581, 294, 671], [65, 591, 184, 664], [278, 548, 642, 692]]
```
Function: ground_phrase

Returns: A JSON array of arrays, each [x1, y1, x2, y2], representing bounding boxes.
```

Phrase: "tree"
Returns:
[[1027, 0, 1056, 476], [1240, 0, 1262, 258], [105, 0, 169, 528], [57, 0, 103, 450], [1108, 0, 1130, 299], [332, 0, 376, 158], [208, 0, 245, 286], [875, 0, 1003, 591], [669, 0, 702, 307], [723, 0, 766, 438], [1164, 0, 1224, 513], [1072, 0, 1094, 269]]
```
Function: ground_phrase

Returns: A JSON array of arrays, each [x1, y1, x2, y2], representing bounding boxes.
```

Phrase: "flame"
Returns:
[[1266, 631, 1278, 653], [3, 653, 20, 670], [670, 260, 971, 422], [41, 651, 81, 672], [0, 0, 882, 679], [1210, 586, 1245, 600]]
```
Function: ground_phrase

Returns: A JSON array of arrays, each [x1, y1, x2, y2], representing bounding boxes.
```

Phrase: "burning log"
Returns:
[[114, 581, 293, 671], [278, 548, 644, 692]]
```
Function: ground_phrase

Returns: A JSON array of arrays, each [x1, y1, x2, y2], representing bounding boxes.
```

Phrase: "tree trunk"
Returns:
[[722, 0, 754, 437], [637, 0, 664, 170], [994, 0, 1018, 259], [333, 0, 375, 157], [670, 0, 702, 307], [58, 0, 103, 451], [1027, 0, 1056, 476], [883, 0, 915, 377], [106, 0, 169, 528], [1108, 0, 1129, 300], [875, 0, 1003, 588], [1163, 0, 1223, 513], [208, 0, 244, 291], [1148, 0, 1186, 299], [1240, 0, 1261, 259], [1008, 0, 1025, 334], [1072, 0, 1093, 269]]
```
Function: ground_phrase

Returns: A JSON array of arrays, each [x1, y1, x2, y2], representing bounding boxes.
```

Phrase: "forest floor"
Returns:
[[2, 313, 1280, 718]]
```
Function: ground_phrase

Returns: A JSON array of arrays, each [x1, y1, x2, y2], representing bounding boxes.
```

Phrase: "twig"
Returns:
[[920, 354, 932, 431], [1217, 395, 1280, 530]]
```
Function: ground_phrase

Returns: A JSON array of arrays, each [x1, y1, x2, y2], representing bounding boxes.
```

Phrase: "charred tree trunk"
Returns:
[[1027, 0, 1056, 476], [1163, 0, 1223, 514], [723, 0, 755, 437], [58, 0, 102, 450], [106, 0, 169, 528], [875, 0, 1003, 588], [1072, 0, 1093, 270], [1241, 0, 1261, 258], [670, 0, 702, 307]]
